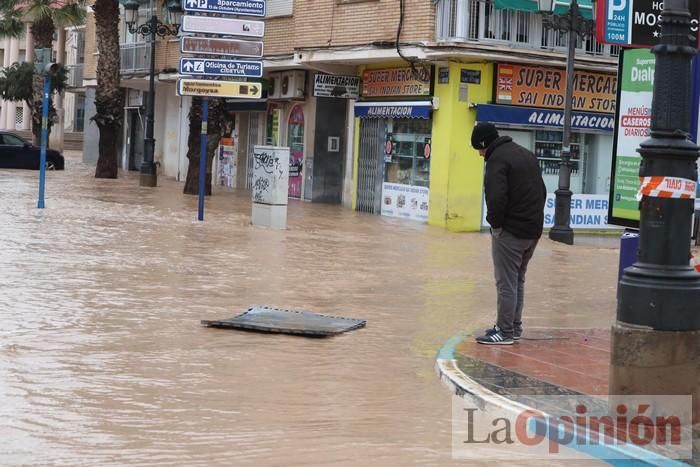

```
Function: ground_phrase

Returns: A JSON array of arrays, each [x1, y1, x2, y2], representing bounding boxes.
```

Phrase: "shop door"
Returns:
[[287, 105, 305, 198], [245, 113, 263, 190], [312, 98, 347, 203], [127, 110, 144, 171], [356, 118, 385, 214]]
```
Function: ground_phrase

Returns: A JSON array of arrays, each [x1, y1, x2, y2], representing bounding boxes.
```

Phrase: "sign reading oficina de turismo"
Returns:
[[595, 0, 699, 47], [183, 0, 266, 17], [179, 58, 263, 78]]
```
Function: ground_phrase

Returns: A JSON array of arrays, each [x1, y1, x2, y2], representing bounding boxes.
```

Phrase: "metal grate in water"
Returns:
[[201, 306, 366, 337]]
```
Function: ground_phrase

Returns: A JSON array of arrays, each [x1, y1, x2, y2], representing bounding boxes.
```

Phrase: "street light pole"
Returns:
[[142, 12, 158, 187], [610, 0, 700, 418], [123, 0, 182, 187], [539, 0, 592, 245]]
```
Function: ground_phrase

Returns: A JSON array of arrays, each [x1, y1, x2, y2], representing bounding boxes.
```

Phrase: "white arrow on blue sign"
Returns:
[[182, 0, 265, 17], [179, 58, 263, 78]]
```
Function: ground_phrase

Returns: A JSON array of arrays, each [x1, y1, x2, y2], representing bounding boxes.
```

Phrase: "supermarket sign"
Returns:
[[482, 194, 617, 230]]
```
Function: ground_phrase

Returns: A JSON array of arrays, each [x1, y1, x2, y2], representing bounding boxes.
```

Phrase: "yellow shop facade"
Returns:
[[351, 61, 494, 232]]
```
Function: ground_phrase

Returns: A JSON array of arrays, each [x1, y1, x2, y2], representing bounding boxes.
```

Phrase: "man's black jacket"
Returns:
[[484, 136, 547, 239]]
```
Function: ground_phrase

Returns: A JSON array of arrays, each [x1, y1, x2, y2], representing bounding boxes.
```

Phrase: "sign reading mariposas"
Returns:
[[496, 64, 617, 114], [183, 0, 266, 17], [313, 74, 360, 99], [361, 67, 431, 98], [595, 0, 699, 47], [179, 58, 263, 78], [609, 48, 655, 227]]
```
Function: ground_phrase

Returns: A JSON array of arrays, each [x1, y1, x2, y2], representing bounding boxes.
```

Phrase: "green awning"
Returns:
[[494, 0, 593, 20]]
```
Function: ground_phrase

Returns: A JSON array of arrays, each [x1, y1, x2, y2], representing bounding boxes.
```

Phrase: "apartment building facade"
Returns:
[[81, 0, 619, 231], [0, 22, 85, 149]]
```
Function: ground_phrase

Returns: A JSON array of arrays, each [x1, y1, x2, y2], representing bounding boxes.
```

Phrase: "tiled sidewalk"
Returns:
[[455, 328, 611, 397]]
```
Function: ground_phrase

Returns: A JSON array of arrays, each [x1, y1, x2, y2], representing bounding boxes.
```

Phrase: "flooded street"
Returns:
[[0, 156, 619, 466]]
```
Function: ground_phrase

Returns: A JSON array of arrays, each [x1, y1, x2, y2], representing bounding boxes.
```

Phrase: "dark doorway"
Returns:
[[312, 98, 347, 204], [127, 109, 144, 171]]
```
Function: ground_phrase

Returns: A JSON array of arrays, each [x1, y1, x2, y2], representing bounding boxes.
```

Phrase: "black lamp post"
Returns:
[[124, 0, 182, 187], [537, 0, 594, 245], [609, 0, 700, 406]]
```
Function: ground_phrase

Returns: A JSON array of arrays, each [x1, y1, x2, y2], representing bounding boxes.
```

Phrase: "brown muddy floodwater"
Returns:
[[0, 156, 618, 466]]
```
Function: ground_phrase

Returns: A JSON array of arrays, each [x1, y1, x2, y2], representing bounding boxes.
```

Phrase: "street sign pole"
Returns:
[[37, 73, 50, 209], [198, 98, 209, 222]]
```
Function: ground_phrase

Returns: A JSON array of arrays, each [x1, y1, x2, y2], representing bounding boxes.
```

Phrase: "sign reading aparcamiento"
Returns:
[[610, 48, 655, 226]]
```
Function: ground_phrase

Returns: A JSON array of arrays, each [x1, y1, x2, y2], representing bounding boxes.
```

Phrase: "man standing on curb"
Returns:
[[471, 122, 547, 345]]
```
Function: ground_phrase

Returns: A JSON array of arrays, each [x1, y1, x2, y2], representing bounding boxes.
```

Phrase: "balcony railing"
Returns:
[[120, 42, 151, 74], [66, 64, 84, 88], [436, 0, 620, 58]]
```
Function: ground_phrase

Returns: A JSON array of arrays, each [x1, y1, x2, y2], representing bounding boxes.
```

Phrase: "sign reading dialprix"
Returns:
[[361, 67, 431, 98], [609, 48, 655, 227], [595, 0, 699, 47], [496, 64, 617, 114]]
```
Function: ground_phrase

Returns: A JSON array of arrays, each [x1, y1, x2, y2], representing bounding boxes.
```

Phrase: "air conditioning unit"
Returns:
[[268, 73, 282, 99], [280, 70, 306, 99]]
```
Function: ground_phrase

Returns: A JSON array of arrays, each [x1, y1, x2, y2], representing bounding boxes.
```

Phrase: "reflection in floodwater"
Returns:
[[0, 156, 616, 465]]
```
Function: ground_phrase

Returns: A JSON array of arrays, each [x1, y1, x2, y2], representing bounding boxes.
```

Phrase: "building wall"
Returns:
[[161, 92, 183, 179], [293, 0, 434, 49], [84, 10, 97, 80], [430, 61, 493, 231], [264, 17, 294, 56]]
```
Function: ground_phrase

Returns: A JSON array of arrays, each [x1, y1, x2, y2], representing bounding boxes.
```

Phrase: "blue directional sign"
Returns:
[[183, 0, 265, 17], [179, 58, 263, 78]]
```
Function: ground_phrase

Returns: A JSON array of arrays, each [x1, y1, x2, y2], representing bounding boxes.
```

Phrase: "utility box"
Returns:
[[251, 145, 289, 229], [619, 230, 640, 281]]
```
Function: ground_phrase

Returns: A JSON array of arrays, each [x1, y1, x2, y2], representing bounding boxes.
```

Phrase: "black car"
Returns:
[[0, 132, 65, 170]]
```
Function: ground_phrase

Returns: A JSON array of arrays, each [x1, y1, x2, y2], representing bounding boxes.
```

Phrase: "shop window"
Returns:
[[384, 118, 431, 188], [534, 130, 584, 193]]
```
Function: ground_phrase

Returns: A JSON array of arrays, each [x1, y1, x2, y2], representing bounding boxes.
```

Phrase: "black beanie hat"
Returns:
[[471, 122, 499, 149]]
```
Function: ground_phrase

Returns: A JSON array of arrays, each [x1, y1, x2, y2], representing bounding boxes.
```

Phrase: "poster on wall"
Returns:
[[216, 137, 237, 188], [361, 67, 432, 98], [381, 183, 429, 222], [608, 48, 655, 227], [287, 105, 304, 198], [482, 194, 617, 230], [495, 64, 617, 114]]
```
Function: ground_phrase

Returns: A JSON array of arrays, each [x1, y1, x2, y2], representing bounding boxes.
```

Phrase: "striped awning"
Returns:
[[495, 0, 594, 19]]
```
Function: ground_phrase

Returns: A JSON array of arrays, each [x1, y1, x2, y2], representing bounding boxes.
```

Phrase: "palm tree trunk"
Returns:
[[92, 0, 122, 179], [184, 98, 225, 195]]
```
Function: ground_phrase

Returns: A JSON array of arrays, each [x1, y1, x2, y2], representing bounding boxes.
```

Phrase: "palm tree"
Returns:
[[0, 0, 85, 143], [92, 0, 122, 179], [0, 61, 68, 132]]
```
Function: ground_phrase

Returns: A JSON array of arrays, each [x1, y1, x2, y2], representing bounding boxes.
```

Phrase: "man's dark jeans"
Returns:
[[491, 228, 539, 338]]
